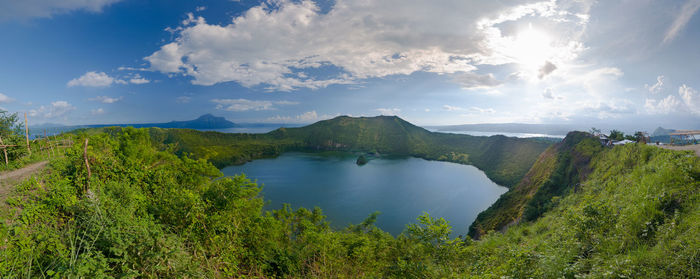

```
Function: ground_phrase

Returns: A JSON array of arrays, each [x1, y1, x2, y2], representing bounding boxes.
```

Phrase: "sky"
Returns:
[[0, 0, 699, 131]]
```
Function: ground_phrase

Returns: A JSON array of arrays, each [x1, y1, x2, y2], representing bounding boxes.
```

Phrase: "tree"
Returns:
[[0, 110, 27, 163], [608, 130, 624, 141], [589, 127, 601, 136]]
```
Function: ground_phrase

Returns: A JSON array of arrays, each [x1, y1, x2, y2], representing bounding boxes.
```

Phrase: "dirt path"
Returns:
[[658, 144, 700, 157], [0, 161, 49, 200]]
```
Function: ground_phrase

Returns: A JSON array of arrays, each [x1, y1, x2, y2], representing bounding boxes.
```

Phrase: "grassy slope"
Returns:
[[469, 131, 603, 238], [464, 144, 700, 277], [2, 128, 697, 278], [146, 116, 550, 187]]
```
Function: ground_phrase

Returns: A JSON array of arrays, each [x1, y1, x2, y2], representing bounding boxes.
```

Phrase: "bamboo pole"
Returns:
[[0, 136, 8, 166], [84, 138, 91, 189], [24, 112, 31, 156]]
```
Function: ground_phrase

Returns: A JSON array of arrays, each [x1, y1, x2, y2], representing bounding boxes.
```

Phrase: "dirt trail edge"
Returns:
[[0, 161, 49, 200]]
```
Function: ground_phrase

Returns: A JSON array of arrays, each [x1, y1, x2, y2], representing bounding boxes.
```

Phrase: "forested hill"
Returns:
[[148, 115, 551, 187], [469, 131, 603, 238]]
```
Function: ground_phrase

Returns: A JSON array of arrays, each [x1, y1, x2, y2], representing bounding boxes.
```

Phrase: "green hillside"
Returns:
[[1, 127, 698, 278], [469, 131, 603, 238], [145, 115, 550, 187]]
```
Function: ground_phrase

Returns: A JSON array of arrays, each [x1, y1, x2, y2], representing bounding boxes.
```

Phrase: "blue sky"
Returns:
[[0, 0, 699, 131]]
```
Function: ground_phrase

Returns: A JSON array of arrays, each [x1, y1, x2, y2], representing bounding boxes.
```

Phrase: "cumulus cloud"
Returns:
[[0, 93, 13, 103], [195, 6, 206, 12], [645, 75, 666, 94], [146, 0, 590, 90], [267, 110, 336, 123], [376, 108, 401, 115], [645, 95, 682, 114], [0, 0, 122, 21], [68, 71, 120, 87], [663, 0, 700, 43], [89, 95, 123, 104], [128, 74, 150, 84], [644, 84, 700, 115], [678, 84, 700, 114], [29, 101, 76, 118], [212, 98, 299, 111]]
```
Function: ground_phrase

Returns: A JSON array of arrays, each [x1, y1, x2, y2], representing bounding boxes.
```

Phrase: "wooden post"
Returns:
[[0, 136, 8, 166], [24, 112, 31, 156], [84, 138, 91, 180]]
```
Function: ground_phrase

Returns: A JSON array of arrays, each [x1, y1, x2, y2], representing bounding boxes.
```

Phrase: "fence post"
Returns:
[[0, 136, 7, 166], [24, 112, 31, 156]]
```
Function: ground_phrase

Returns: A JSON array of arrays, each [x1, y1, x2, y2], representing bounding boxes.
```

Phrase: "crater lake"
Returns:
[[221, 152, 508, 236]]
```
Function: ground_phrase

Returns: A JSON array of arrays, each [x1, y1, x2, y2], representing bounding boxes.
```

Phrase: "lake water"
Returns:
[[221, 152, 508, 237]]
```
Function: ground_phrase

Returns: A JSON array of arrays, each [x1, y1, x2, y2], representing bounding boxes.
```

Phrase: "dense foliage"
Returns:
[[1, 127, 698, 277], [469, 132, 604, 238]]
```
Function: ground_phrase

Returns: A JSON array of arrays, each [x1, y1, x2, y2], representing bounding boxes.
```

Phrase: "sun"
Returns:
[[511, 24, 553, 71]]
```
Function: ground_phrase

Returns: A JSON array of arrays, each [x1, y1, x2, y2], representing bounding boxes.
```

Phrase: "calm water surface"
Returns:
[[221, 152, 508, 236]]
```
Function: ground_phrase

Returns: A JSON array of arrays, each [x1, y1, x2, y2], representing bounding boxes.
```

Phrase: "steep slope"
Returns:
[[469, 131, 603, 238]]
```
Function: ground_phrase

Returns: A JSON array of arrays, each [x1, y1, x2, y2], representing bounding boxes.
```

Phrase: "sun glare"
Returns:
[[512, 24, 553, 71]]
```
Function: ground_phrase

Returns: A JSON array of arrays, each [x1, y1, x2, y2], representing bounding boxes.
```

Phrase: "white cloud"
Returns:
[[128, 74, 150, 84], [68, 71, 150, 87], [645, 75, 665, 94], [176, 96, 192, 104], [678, 84, 700, 114], [146, 0, 591, 90], [644, 84, 700, 115], [0, 0, 122, 21], [90, 108, 105, 115], [29, 101, 76, 118], [89, 95, 123, 104], [211, 98, 299, 111], [645, 95, 682, 114], [267, 110, 336, 123], [0, 93, 13, 103], [195, 6, 206, 12], [376, 108, 401, 115], [68, 71, 120, 87], [663, 0, 700, 43]]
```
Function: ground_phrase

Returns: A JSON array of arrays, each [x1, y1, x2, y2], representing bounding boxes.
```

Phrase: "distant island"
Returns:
[[30, 114, 242, 136], [90, 114, 236, 130]]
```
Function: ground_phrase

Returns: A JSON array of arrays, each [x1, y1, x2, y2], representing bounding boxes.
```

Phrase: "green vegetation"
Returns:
[[469, 131, 604, 238], [1, 126, 698, 278], [356, 154, 368, 165], [145, 116, 551, 187], [0, 110, 58, 172]]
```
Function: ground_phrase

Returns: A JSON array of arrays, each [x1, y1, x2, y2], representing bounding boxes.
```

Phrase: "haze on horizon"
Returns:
[[1, 0, 699, 132]]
